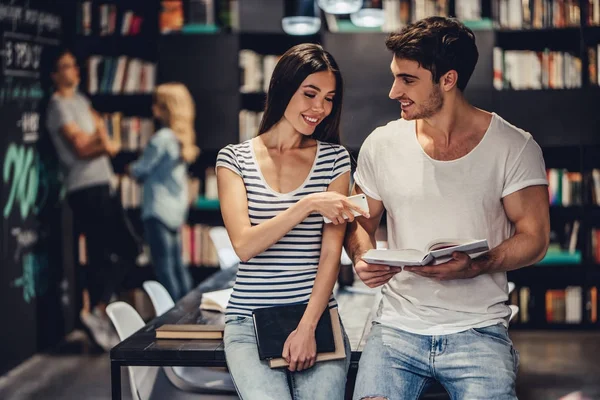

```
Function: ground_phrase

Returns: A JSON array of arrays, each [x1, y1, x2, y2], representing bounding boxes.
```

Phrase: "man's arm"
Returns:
[[406, 185, 550, 280], [60, 121, 108, 159], [90, 108, 120, 156], [345, 185, 402, 287], [61, 107, 122, 159]]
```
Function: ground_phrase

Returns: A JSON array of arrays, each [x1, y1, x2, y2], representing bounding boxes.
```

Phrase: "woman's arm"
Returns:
[[281, 171, 351, 372], [217, 167, 366, 262]]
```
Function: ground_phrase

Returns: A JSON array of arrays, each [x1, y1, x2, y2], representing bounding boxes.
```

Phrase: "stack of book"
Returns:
[[154, 288, 233, 340]]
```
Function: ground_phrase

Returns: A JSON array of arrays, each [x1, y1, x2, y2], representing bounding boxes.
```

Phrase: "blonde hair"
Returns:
[[154, 83, 200, 163]]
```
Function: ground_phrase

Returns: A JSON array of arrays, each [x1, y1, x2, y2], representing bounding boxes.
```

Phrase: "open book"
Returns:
[[199, 288, 233, 313], [362, 238, 489, 267]]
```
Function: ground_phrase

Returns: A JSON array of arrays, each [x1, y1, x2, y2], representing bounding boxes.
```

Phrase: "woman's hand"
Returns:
[[307, 192, 370, 225], [282, 326, 317, 372]]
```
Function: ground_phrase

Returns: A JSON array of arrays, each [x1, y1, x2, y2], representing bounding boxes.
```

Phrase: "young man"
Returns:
[[45, 47, 125, 351], [345, 17, 550, 400]]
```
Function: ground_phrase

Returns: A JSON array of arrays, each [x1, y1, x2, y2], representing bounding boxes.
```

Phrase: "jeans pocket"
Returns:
[[224, 315, 251, 325], [470, 324, 513, 347]]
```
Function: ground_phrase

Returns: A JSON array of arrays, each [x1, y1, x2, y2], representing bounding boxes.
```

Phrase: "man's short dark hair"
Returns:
[[42, 45, 73, 74], [385, 17, 479, 91]]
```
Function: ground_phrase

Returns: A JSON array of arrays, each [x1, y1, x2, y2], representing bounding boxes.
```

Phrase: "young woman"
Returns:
[[216, 43, 368, 400], [130, 82, 199, 301]]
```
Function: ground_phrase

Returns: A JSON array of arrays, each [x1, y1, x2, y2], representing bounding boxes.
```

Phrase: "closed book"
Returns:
[[252, 304, 345, 369], [156, 324, 224, 339]]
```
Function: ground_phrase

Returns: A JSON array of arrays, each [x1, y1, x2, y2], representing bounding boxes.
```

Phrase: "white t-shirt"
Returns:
[[354, 113, 548, 335]]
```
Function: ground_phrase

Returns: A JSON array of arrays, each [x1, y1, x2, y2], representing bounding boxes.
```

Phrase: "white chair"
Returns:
[[509, 304, 520, 323], [107, 301, 238, 400], [106, 301, 160, 400], [143, 281, 175, 317], [208, 226, 239, 270], [142, 281, 237, 395], [508, 281, 516, 294]]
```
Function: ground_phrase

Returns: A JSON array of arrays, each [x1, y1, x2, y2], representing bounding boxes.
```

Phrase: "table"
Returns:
[[110, 268, 378, 400]]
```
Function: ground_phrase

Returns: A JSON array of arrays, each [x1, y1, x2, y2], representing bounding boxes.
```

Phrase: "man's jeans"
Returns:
[[224, 314, 352, 400], [353, 322, 519, 400]]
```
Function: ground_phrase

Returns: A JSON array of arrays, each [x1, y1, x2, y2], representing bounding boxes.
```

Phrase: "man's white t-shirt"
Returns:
[[354, 113, 548, 335]]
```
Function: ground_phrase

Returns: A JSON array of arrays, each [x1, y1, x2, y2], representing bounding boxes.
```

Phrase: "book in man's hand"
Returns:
[[252, 304, 346, 369], [362, 238, 489, 268], [155, 324, 225, 339]]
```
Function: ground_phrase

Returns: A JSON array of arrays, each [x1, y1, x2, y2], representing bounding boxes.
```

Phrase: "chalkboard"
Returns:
[[0, 0, 63, 375]]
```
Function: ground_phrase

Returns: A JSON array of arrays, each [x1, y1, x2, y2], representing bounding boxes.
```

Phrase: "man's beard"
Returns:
[[403, 85, 444, 120]]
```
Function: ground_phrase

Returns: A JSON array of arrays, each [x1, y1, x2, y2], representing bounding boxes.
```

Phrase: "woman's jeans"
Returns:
[[224, 313, 352, 400], [143, 218, 192, 302]]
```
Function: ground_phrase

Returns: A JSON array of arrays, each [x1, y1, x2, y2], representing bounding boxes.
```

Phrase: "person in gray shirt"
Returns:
[[45, 47, 127, 351]]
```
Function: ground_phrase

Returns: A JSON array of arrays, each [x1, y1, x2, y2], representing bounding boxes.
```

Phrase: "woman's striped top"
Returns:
[[215, 139, 351, 318]]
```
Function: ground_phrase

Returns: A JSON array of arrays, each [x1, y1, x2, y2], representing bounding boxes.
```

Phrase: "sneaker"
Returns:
[[80, 310, 115, 351]]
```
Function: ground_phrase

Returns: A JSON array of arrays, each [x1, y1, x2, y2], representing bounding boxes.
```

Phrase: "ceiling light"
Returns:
[[350, 8, 384, 27], [317, 0, 363, 14], [282, 16, 322, 35]]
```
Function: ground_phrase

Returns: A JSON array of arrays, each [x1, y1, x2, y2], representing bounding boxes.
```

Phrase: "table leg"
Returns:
[[111, 360, 121, 400]]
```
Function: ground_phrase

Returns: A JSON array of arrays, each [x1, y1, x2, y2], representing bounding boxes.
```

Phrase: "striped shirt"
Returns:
[[215, 139, 351, 318]]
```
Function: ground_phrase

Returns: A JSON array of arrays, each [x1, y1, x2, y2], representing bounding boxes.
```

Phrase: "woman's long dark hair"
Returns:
[[257, 43, 343, 145]]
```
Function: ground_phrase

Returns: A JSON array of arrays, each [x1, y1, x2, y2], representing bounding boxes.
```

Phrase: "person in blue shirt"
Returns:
[[129, 83, 199, 301]]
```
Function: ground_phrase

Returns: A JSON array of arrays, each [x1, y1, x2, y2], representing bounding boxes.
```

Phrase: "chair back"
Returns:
[[143, 280, 175, 317], [106, 302, 158, 400], [208, 226, 239, 269]]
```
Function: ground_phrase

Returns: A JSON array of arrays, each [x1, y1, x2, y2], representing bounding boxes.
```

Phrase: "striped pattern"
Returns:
[[216, 139, 351, 317]]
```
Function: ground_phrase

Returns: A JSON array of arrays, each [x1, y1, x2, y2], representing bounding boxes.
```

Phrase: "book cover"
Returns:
[[267, 308, 346, 369], [252, 304, 344, 368]]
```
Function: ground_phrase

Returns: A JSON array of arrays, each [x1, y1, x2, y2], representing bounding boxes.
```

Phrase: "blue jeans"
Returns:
[[143, 218, 192, 302], [224, 314, 352, 400], [353, 323, 519, 400]]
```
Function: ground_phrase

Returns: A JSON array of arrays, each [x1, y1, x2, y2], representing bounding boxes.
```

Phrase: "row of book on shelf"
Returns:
[[545, 220, 600, 265], [77, 223, 219, 268], [548, 168, 583, 206], [239, 50, 280, 94], [239, 110, 264, 143], [77, 2, 145, 36], [159, 0, 239, 34], [547, 168, 600, 206], [102, 113, 154, 152], [493, 48, 585, 90], [511, 286, 598, 324], [383, 0, 600, 28], [589, 228, 600, 263], [491, 0, 594, 29], [87, 56, 156, 95]]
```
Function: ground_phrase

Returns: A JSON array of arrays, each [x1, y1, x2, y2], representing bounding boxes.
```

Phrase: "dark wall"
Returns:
[[0, 0, 67, 375], [158, 34, 240, 151]]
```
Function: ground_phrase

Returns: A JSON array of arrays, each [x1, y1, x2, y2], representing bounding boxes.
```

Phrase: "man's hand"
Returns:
[[404, 252, 483, 281], [355, 259, 402, 288]]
